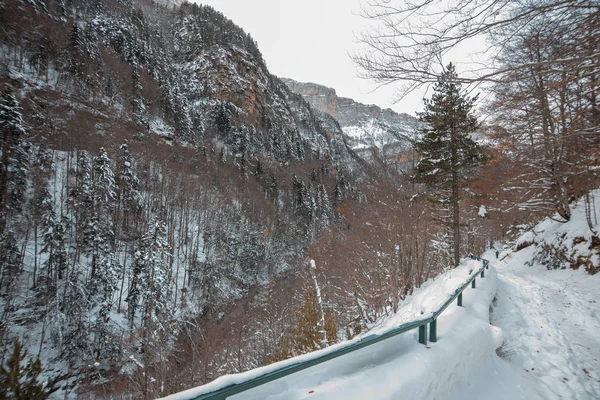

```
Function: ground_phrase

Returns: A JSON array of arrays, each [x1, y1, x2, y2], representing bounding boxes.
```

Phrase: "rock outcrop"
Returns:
[[282, 79, 339, 119]]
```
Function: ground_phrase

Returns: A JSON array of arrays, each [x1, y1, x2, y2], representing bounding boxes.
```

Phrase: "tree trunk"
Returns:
[[0, 139, 11, 235], [451, 122, 460, 268], [452, 173, 460, 268]]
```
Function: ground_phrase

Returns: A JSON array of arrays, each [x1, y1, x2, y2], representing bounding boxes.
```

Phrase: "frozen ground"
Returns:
[[490, 250, 600, 399]]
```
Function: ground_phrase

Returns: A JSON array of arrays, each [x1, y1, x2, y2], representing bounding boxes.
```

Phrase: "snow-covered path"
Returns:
[[491, 255, 600, 399]]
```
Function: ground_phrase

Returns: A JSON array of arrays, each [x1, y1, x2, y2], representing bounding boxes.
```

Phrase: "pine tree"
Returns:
[[252, 159, 263, 177], [131, 67, 145, 116], [278, 284, 337, 356], [71, 150, 93, 255], [266, 172, 278, 204], [316, 184, 331, 232], [91, 251, 121, 361], [93, 147, 116, 206], [291, 175, 316, 238], [86, 148, 116, 281], [116, 142, 140, 233], [0, 88, 26, 138], [0, 230, 21, 293], [413, 63, 487, 267], [0, 88, 28, 291], [0, 340, 59, 400], [94, 252, 120, 321], [33, 145, 53, 173], [126, 220, 171, 331], [40, 201, 68, 281], [0, 87, 29, 226], [29, 145, 54, 289], [293, 286, 321, 353], [214, 105, 230, 135], [61, 268, 90, 363]]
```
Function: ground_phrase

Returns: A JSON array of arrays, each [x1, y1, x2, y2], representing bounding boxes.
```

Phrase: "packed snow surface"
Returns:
[[162, 258, 598, 400], [491, 252, 600, 399]]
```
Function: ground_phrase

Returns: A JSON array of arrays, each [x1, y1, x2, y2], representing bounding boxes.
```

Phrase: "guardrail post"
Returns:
[[418, 325, 427, 345], [429, 319, 437, 342], [457, 292, 463, 306], [472, 278, 476, 288], [485, 260, 489, 269], [480, 269, 484, 278]]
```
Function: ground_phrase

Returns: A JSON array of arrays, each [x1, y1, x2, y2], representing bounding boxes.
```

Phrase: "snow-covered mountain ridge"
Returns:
[[1, 1, 377, 397], [281, 78, 420, 155]]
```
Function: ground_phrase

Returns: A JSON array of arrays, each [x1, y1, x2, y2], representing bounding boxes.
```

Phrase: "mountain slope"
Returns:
[[0, 1, 379, 397], [163, 189, 600, 400], [162, 259, 541, 400], [0, 1, 503, 398]]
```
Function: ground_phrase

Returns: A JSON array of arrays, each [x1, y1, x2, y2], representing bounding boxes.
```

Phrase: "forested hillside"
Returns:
[[0, 0, 598, 399]]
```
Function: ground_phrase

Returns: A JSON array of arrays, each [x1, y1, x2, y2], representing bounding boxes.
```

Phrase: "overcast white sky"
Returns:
[[195, 0, 426, 115]]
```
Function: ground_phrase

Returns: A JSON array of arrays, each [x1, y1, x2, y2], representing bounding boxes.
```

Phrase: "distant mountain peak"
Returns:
[[281, 78, 420, 156]]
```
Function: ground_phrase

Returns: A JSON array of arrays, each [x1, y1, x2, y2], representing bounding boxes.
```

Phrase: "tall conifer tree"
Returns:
[[413, 63, 487, 267]]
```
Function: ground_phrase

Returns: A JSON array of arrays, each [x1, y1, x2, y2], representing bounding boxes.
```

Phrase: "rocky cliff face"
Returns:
[[282, 80, 339, 119], [281, 78, 420, 157], [171, 8, 364, 178]]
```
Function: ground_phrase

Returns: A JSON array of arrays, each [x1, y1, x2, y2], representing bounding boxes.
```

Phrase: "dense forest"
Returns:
[[0, 0, 598, 398]]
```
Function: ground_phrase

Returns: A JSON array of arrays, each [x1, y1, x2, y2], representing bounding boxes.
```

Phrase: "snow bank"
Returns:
[[161, 259, 539, 400], [510, 190, 600, 273]]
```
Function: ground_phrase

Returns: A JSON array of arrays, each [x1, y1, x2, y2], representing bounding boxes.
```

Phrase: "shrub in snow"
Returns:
[[512, 190, 600, 274]]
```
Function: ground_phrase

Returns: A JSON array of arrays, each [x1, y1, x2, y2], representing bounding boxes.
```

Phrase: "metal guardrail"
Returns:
[[182, 257, 490, 400]]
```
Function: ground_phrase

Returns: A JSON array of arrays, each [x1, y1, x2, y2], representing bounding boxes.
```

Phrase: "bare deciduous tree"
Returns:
[[353, 0, 600, 97]]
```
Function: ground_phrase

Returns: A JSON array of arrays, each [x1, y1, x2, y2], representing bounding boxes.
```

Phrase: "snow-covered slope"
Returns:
[[341, 117, 414, 152], [512, 190, 600, 274], [163, 191, 600, 400]]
